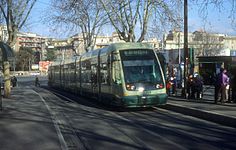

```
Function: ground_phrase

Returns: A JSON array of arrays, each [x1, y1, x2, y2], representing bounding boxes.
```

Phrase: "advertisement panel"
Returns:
[[39, 61, 51, 73]]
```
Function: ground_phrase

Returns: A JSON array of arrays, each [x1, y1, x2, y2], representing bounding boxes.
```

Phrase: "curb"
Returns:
[[160, 103, 236, 128]]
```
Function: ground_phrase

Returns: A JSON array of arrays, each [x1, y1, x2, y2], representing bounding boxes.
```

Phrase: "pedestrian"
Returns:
[[11, 76, 17, 87], [231, 74, 236, 103], [186, 74, 194, 99], [214, 69, 222, 104], [225, 73, 230, 102], [170, 76, 177, 96], [193, 73, 203, 99], [35, 76, 40, 87], [166, 78, 172, 96], [220, 69, 230, 103]]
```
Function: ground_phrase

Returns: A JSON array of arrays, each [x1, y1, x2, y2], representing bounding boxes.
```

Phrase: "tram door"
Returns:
[[111, 52, 123, 98]]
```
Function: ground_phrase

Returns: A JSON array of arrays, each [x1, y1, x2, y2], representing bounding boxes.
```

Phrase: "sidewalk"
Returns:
[[166, 86, 236, 128], [0, 87, 62, 150]]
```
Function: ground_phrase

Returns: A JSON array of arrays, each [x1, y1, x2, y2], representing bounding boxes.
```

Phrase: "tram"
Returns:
[[48, 43, 167, 107]]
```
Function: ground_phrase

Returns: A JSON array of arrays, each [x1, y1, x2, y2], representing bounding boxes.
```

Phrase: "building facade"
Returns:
[[164, 30, 236, 57], [163, 30, 236, 84]]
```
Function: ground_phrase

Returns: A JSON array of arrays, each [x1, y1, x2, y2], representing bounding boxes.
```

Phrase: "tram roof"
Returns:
[[80, 42, 154, 59], [51, 43, 154, 65], [106, 42, 153, 51]]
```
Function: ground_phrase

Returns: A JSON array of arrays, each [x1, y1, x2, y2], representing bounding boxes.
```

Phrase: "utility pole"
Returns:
[[183, 0, 188, 98]]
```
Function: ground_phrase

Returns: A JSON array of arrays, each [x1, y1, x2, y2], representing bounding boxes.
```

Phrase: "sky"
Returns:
[[24, 0, 236, 39]]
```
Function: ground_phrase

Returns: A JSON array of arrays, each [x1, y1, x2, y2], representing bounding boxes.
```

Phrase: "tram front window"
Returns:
[[123, 60, 162, 84], [120, 49, 163, 85]]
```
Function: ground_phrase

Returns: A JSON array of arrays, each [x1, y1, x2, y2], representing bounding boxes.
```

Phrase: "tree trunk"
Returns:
[[3, 61, 11, 98]]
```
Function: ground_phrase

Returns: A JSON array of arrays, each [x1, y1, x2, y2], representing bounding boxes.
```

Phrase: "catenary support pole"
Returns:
[[183, 0, 188, 98]]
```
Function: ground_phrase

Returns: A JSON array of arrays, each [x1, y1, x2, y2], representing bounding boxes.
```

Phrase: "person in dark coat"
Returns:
[[186, 74, 194, 99], [35, 76, 40, 87], [11, 76, 17, 87], [231, 74, 236, 103], [193, 74, 203, 99], [214, 69, 223, 104]]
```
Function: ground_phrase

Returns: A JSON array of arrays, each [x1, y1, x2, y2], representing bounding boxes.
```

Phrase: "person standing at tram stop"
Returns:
[[186, 74, 194, 99], [214, 70, 222, 104], [221, 69, 230, 103], [170, 76, 177, 96], [231, 74, 236, 103], [166, 78, 173, 96], [193, 73, 203, 99], [35, 76, 40, 87]]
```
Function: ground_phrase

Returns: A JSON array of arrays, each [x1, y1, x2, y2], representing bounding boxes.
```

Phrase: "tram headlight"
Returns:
[[138, 87, 145, 92], [126, 84, 136, 91], [156, 84, 164, 89]]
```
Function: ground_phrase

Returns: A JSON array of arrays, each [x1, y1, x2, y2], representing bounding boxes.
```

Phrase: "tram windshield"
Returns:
[[120, 49, 164, 84]]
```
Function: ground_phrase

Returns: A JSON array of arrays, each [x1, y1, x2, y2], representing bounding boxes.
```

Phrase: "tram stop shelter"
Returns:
[[198, 56, 236, 85]]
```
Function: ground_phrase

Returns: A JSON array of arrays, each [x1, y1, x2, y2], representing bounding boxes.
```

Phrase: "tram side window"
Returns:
[[70, 63, 76, 83], [112, 61, 121, 84], [64, 65, 69, 82], [76, 62, 80, 82], [81, 60, 91, 83], [81, 62, 85, 83], [100, 63, 108, 84], [91, 65, 97, 84], [54, 66, 59, 81]]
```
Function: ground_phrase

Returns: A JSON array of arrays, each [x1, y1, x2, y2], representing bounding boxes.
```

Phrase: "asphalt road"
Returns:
[[8, 75, 236, 150], [36, 87, 236, 150]]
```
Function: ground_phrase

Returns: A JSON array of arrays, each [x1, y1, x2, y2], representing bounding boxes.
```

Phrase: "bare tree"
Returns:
[[0, 0, 37, 97], [99, 0, 181, 42], [0, 0, 37, 47], [192, 0, 236, 30], [48, 0, 107, 52], [149, 0, 183, 39]]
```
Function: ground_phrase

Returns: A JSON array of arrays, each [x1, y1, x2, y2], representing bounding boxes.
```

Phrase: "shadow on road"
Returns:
[[42, 86, 156, 112]]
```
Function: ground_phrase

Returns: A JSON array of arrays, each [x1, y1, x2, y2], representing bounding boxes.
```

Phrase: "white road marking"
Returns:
[[32, 90, 68, 150]]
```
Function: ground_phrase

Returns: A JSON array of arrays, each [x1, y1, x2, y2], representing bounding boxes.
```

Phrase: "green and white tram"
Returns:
[[48, 43, 167, 107]]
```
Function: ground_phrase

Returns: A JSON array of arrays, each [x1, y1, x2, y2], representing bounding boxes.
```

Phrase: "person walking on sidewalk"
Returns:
[[11, 76, 17, 87], [35, 76, 40, 87]]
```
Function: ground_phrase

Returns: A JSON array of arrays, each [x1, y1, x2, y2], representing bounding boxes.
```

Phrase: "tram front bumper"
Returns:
[[122, 93, 168, 107]]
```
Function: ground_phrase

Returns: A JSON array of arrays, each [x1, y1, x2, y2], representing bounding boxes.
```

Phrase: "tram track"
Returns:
[[122, 108, 210, 145], [38, 87, 190, 150], [111, 113, 188, 150], [33, 87, 236, 150], [46, 88, 153, 150], [35, 87, 154, 150], [33, 87, 91, 150]]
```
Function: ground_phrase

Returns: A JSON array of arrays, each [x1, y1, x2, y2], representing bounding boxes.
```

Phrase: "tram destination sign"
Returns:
[[123, 49, 152, 56]]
